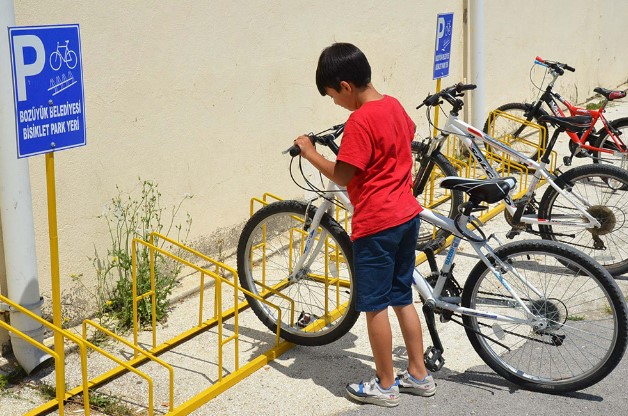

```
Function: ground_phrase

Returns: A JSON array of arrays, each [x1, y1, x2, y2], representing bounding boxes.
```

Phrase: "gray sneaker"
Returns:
[[396, 370, 436, 396], [345, 376, 400, 407]]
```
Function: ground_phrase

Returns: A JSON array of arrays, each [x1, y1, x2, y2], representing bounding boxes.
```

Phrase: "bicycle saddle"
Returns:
[[594, 87, 627, 101], [538, 114, 592, 133], [440, 176, 516, 204]]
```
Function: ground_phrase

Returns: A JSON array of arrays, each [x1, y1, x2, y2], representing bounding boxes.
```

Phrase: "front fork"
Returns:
[[288, 200, 330, 282]]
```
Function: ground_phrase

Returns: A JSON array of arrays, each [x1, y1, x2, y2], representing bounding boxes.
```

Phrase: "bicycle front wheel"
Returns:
[[538, 164, 628, 276], [236, 200, 358, 346], [411, 143, 463, 248], [482, 102, 548, 161], [462, 240, 628, 393]]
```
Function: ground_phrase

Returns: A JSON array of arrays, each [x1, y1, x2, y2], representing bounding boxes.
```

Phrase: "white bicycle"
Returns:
[[412, 83, 628, 276], [236, 124, 628, 393]]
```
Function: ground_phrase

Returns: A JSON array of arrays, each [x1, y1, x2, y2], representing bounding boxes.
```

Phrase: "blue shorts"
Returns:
[[353, 215, 420, 312]]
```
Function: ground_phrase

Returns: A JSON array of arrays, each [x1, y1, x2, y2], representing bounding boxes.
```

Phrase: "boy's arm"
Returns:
[[294, 135, 356, 186]]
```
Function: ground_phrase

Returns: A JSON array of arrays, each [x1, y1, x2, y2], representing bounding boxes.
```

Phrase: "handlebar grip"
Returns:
[[535, 56, 545, 63], [564, 64, 575, 72], [285, 135, 316, 157], [288, 145, 301, 157], [457, 83, 477, 92]]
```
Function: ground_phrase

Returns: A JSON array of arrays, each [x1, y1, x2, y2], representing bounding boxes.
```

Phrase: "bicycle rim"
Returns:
[[462, 240, 627, 392], [236, 201, 358, 346], [538, 164, 628, 276]]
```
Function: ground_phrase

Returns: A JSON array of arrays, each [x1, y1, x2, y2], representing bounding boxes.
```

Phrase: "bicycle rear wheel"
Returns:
[[538, 163, 628, 276], [462, 240, 628, 393], [411, 142, 463, 249], [482, 102, 548, 161], [236, 200, 358, 346]]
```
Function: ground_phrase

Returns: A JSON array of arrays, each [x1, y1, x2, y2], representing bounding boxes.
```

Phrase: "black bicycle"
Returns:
[[483, 56, 628, 167]]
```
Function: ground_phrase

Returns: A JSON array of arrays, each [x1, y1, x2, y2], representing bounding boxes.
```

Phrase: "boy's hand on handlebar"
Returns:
[[294, 135, 316, 159]]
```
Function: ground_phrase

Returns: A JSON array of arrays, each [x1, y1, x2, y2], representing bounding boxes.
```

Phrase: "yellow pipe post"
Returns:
[[432, 78, 442, 137], [45, 152, 66, 415]]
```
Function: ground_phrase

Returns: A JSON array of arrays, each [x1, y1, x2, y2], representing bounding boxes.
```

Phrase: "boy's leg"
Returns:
[[388, 215, 436, 396], [365, 309, 394, 389], [392, 304, 429, 380]]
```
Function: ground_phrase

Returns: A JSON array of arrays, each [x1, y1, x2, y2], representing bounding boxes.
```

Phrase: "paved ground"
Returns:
[[2, 91, 628, 415]]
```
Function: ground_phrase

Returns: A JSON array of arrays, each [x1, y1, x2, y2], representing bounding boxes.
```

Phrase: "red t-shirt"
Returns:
[[337, 95, 422, 240]]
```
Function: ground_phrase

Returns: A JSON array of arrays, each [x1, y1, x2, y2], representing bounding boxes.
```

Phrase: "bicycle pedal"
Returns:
[[296, 311, 316, 328], [505, 229, 521, 239], [562, 156, 572, 166], [424, 346, 445, 372]]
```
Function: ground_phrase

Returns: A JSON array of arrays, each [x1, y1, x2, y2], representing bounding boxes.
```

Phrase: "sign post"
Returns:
[[8, 24, 85, 405], [432, 12, 454, 134]]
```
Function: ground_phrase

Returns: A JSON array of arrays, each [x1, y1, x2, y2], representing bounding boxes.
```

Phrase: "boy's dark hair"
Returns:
[[315, 43, 371, 96]]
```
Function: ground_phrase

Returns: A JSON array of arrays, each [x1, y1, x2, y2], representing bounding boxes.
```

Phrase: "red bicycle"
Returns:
[[483, 56, 628, 168]]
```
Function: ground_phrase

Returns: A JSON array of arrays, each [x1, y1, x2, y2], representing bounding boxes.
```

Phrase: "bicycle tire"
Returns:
[[462, 239, 628, 393], [592, 116, 628, 170], [538, 163, 628, 276], [482, 102, 548, 161], [411, 142, 463, 249], [236, 200, 358, 346]]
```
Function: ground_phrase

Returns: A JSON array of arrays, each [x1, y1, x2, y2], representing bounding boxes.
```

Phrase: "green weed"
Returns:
[[586, 99, 606, 110], [86, 392, 136, 416], [84, 178, 193, 331]]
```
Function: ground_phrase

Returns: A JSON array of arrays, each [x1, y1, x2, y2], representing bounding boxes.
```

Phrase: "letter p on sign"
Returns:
[[436, 17, 445, 50], [12, 35, 45, 102]]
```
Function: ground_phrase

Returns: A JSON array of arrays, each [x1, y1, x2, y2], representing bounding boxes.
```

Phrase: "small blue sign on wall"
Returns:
[[433, 13, 454, 80], [8, 24, 86, 158]]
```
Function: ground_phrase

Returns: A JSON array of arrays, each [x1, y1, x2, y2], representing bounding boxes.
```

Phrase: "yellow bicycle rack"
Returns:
[[2, 232, 292, 415]]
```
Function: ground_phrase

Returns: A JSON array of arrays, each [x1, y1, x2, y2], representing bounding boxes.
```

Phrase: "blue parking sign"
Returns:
[[433, 13, 454, 79], [8, 24, 86, 158]]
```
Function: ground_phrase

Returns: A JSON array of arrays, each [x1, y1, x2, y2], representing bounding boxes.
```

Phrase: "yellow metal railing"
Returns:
[[127, 232, 290, 412], [1, 295, 163, 416], [6, 231, 290, 415], [0, 295, 90, 416]]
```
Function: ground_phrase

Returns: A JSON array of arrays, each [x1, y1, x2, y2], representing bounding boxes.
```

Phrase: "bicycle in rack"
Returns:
[[483, 56, 628, 167], [413, 83, 628, 276], [235, 123, 628, 393]]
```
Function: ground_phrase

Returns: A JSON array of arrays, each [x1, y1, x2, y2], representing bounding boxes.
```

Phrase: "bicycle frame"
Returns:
[[439, 112, 601, 228], [293, 178, 544, 328]]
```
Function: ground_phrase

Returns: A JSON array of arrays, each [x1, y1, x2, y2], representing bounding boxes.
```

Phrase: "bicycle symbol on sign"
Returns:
[[49, 40, 78, 71]]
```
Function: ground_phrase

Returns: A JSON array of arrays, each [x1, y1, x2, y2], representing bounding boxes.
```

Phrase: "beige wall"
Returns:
[[2, 1, 627, 324]]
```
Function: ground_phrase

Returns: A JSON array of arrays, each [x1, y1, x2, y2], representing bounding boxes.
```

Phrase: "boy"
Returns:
[[294, 42, 436, 408]]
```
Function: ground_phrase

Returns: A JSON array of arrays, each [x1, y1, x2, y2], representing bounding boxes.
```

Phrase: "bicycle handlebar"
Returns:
[[417, 82, 477, 110], [534, 56, 575, 75], [284, 124, 345, 157]]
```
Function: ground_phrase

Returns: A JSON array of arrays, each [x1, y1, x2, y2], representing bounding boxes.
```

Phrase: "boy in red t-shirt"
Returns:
[[294, 43, 436, 408]]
